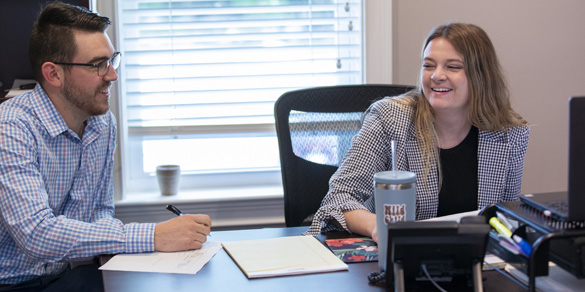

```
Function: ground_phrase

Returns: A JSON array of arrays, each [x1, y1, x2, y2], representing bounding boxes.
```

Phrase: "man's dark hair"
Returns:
[[28, 1, 111, 82]]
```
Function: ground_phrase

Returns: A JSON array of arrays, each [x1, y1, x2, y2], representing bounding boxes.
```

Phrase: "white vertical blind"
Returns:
[[116, 0, 363, 194]]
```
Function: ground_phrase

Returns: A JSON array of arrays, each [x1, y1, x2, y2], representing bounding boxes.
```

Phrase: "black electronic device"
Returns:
[[385, 216, 491, 292], [519, 97, 585, 223]]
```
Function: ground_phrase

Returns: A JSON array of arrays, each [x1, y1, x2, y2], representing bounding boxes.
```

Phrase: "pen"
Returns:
[[165, 204, 212, 237], [166, 204, 183, 216], [19, 83, 36, 90]]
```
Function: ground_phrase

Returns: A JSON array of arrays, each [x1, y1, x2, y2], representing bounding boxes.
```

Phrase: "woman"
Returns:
[[305, 23, 529, 240]]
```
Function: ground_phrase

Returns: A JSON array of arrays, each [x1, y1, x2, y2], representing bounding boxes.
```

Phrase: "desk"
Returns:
[[101, 227, 524, 292]]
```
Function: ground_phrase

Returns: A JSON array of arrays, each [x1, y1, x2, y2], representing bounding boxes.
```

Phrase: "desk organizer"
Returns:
[[480, 202, 585, 292]]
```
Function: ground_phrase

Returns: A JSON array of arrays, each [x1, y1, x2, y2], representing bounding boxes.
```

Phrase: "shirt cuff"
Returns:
[[123, 223, 156, 253]]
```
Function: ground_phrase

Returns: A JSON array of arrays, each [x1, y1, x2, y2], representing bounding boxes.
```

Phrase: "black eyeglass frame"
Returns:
[[53, 52, 121, 76]]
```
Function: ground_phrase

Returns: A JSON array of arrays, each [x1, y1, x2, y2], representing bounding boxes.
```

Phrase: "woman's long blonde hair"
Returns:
[[397, 23, 527, 187]]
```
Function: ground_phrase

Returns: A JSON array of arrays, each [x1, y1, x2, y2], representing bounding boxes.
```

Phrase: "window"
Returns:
[[114, 0, 363, 199]]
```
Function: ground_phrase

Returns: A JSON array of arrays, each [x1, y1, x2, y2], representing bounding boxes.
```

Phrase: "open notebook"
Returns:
[[222, 236, 348, 279]]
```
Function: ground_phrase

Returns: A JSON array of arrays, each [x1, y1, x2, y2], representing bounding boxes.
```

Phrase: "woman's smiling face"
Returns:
[[421, 37, 469, 114]]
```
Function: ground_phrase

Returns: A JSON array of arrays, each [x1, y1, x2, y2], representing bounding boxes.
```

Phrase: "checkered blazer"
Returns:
[[305, 96, 530, 235]]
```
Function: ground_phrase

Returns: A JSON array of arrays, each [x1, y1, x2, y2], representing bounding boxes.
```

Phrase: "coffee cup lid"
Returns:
[[374, 171, 416, 184]]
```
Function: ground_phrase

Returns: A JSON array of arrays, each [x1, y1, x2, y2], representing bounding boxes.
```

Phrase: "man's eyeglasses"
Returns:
[[53, 52, 121, 76]]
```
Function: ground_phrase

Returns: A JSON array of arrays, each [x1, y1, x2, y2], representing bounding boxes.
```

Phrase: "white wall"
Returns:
[[390, 0, 585, 194]]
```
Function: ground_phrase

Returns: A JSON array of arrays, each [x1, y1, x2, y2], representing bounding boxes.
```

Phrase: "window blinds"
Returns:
[[118, 0, 363, 133]]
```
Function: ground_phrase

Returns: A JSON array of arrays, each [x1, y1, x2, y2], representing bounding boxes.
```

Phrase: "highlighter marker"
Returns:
[[496, 211, 516, 232], [497, 234, 522, 253], [498, 238, 521, 255], [512, 235, 533, 257], [489, 217, 512, 237]]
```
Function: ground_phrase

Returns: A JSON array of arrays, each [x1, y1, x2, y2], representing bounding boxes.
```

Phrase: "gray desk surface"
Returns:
[[101, 226, 524, 292]]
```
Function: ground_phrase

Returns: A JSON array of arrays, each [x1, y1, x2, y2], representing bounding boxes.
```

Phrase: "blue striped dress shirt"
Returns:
[[0, 85, 155, 284]]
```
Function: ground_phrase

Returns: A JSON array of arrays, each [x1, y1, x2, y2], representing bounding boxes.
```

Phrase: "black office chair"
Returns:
[[274, 84, 415, 227]]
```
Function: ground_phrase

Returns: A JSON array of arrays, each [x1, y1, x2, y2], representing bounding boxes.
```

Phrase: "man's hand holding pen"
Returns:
[[154, 206, 211, 252]]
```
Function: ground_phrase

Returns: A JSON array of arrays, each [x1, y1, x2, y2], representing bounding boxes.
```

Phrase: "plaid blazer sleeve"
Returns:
[[477, 126, 530, 208], [305, 98, 416, 235]]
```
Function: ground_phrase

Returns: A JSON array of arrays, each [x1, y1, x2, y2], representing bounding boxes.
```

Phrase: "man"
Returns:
[[0, 2, 211, 291]]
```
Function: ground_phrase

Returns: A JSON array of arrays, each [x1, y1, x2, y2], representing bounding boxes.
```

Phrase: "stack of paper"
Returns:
[[222, 235, 348, 279], [99, 241, 222, 274], [505, 263, 585, 291], [5, 79, 37, 98]]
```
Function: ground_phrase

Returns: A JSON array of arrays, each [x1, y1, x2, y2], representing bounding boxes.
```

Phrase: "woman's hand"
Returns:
[[343, 209, 377, 241]]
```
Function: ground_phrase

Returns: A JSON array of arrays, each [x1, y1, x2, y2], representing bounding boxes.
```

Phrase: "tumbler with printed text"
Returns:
[[374, 171, 416, 270]]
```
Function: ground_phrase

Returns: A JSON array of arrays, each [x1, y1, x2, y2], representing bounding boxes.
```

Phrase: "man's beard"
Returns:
[[62, 77, 110, 116]]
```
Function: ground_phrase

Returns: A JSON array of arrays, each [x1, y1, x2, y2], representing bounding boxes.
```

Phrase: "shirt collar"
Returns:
[[32, 84, 109, 138]]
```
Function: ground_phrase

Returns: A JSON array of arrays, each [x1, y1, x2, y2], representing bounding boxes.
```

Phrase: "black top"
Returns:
[[437, 126, 479, 217]]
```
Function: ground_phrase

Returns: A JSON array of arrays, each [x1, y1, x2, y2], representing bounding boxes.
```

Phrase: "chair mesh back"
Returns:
[[274, 84, 415, 227], [290, 111, 362, 167]]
